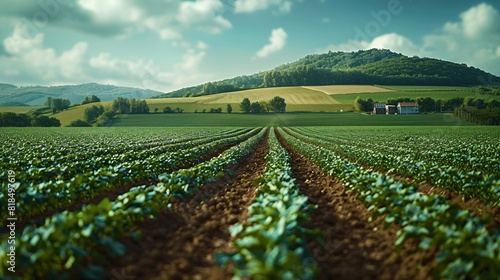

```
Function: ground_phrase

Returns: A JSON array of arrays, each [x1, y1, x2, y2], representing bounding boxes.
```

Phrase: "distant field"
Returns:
[[332, 89, 500, 104], [112, 112, 473, 127], [0, 106, 41, 114], [51, 102, 112, 126], [147, 86, 348, 113], [3, 85, 494, 127], [303, 85, 393, 95], [378, 85, 472, 91]]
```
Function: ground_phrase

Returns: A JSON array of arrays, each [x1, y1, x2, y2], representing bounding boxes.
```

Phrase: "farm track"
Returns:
[[287, 130, 500, 228], [276, 130, 437, 279], [101, 133, 269, 280], [16, 143, 240, 232]]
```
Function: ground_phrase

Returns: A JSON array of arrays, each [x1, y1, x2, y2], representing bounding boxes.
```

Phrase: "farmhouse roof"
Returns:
[[374, 103, 386, 108], [398, 102, 419, 107]]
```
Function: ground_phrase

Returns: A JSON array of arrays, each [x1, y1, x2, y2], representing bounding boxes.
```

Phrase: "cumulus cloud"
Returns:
[[0, 0, 232, 40], [235, 0, 293, 14], [323, 3, 500, 76], [323, 33, 421, 57], [256, 28, 288, 58], [0, 23, 211, 91]]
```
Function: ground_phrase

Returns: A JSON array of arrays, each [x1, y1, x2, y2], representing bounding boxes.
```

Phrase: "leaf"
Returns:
[[229, 224, 244, 237]]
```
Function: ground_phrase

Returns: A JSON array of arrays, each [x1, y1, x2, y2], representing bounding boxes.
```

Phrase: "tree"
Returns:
[[355, 97, 374, 112], [69, 119, 92, 127], [270, 96, 286, 113], [84, 105, 104, 123], [227, 104, 233, 113], [112, 97, 130, 114], [250, 102, 264, 113], [81, 95, 101, 105], [154, 108, 159, 113], [46, 97, 70, 113], [31, 115, 60, 127], [240, 98, 251, 113]]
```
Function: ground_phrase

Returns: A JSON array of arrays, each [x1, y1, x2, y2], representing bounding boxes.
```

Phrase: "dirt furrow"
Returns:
[[284, 129, 500, 228], [277, 130, 436, 280], [15, 144, 239, 232], [100, 135, 269, 280]]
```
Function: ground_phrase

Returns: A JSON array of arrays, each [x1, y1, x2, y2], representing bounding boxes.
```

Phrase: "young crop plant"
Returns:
[[279, 127, 500, 280], [0, 129, 267, 278], [217, 129, 318, 280]]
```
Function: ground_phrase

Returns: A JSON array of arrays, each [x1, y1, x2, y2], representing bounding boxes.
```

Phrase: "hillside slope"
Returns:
[[0, 83, 165, 106], [155, 49, 500, 98]]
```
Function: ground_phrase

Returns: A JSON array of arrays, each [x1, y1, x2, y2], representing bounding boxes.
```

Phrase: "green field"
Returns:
[[1, 85, 496, 127], [111, 112, 474, 127], [0, 106, 41, 114]]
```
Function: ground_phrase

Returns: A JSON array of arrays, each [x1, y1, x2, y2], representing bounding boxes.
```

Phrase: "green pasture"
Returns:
[[331, 90, 500, 104], [111, 112, 474, 127], [0, 106, 42, 114]]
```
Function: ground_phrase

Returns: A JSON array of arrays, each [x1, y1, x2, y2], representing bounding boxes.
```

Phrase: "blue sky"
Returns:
[[0, 0, 499, 92]]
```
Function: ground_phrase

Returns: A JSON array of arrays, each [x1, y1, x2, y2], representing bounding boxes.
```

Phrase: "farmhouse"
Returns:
[[397, 102, 420, 115], [386, 105, 397, 114], [373, 103, 386, 114]]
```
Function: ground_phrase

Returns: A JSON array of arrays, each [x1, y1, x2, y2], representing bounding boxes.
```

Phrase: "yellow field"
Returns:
[[149, 86, 340, 105], [0, 106, 41, 114], [302, 85, 393, 95], [52, 102, 112, 127]]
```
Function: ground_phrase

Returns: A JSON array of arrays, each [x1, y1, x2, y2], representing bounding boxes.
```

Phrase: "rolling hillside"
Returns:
[[155, 49, 500, 98], [0, 83, 165, 106]]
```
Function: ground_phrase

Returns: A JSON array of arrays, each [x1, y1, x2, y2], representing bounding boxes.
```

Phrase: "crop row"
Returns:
[[288, 128, 500, 206], [0, 128, 260, 223], [0, 128, 250, 185], [297, 127, 499, 175], [0, 128, 267, 278], [0, 128, 242, 171], [279, 128, 500, 279], [218, 129, 317, 279]]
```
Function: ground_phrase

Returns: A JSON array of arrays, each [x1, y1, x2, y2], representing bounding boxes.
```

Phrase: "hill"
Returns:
[[154, 49, 500, 98], [0, 83, 165, 106]]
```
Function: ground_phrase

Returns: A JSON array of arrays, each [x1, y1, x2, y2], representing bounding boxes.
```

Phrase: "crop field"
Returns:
[[0, 126, 498, 279], [112, 112, 475, 127]]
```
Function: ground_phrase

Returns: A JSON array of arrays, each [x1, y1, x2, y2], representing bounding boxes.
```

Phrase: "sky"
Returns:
[[0, 0, 499, 92]]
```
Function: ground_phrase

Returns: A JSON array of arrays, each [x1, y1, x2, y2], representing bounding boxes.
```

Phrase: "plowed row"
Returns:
[[3, 127, 498, 279]]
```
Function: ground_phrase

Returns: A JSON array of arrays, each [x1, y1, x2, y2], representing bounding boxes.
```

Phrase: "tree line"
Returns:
[[355, 96, 500, 113], [239, 96, 286, 113], [0, 112, 60, 127]]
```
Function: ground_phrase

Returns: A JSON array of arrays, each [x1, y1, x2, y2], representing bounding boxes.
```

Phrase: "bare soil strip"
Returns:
[[101, 135, 269, 280], [277, 130, 436, 279], [16, 144, 239, 232]]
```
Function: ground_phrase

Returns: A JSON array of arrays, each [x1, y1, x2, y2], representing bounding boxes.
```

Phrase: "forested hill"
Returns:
[[155, 49, 500, 98]]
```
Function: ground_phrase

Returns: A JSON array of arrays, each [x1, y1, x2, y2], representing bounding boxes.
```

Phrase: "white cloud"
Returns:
[[235, 0, 293, 14], [256, 28, 288, 58], [177, 0, 232, 34], [0, 1, 232, 40], [1, 23, 212, 91], [323, 33, 420, 57]]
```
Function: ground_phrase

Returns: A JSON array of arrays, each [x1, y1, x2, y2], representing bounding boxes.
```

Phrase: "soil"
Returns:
[[100, 134, 269, 280], [287, 129, 500, 229], [276, 129, 437, 280], [15, 143, 241, 233]]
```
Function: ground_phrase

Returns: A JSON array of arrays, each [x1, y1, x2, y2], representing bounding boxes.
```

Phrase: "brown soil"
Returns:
[[277, 129, 437, 280], [100, 134, 269, 280], [286, 129, 500, 229], [16, 143, 241, 232]]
